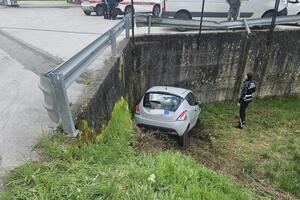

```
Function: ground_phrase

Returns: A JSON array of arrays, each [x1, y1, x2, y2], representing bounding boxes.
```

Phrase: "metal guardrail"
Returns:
[[40, 14, 300, 137], [136, 14, 300, 34], [40, 15, 130, 136]]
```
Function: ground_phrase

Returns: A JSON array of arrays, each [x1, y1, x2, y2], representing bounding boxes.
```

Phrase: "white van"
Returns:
[[163, 0, 288, 21]]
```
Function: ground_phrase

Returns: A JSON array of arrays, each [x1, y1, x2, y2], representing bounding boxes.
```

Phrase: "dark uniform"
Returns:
[[227, 0, 241, 21], [237, 78, 256, 128], [103, 0, 109, 19], [107, 0, 117, 20]]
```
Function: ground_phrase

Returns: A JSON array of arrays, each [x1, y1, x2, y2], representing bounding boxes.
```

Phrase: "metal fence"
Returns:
[[40, 14, 300, 137]]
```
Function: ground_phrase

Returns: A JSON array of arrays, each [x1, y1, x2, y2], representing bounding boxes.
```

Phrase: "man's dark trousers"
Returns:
[[239, 100, 250, 126], [109, 3, 116, 19]]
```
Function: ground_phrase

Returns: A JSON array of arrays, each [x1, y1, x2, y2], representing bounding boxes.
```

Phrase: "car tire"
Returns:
[[178, 125, 189, 147], [262, 11, 275, 18], [195, 118, 200, 128], [84, 11, 91, 16], [95, 5, 104, 16], [152, 4, 161, 17], [125, 5, 134, 15], [260, 11, 276, 29], [174, 11, 191, 31]]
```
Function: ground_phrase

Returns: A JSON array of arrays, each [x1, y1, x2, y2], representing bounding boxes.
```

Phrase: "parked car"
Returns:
[[81, 0, 165, 17], [134, 86, 201, 146], [81, 0, 106, 16], [163, 0, 288, 21], [117, 0, 165, 17]]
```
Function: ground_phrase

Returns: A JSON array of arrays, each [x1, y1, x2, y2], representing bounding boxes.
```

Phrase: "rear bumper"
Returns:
[[134, 114, 189, 136], [116, 8, 124, 15], [81, 4, 95, 12]]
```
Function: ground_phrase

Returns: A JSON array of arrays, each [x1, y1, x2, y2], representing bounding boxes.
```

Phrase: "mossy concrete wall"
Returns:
[[81, 30, 300, 131], [130, 30, 300, 104]]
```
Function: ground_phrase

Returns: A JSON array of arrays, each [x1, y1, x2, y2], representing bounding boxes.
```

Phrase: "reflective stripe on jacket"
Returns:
[[239, 80, 256, 103]]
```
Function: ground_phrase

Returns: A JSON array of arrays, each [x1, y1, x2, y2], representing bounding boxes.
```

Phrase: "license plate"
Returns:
[[149, 109, 164, 115], [164, 109, 170, 115]]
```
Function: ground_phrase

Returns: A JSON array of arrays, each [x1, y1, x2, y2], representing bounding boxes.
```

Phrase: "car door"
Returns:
[[206, 0, 229, 20], [134, 0, 151, 13], [185, 92, 199, 128], [240, 0, 256, 19]]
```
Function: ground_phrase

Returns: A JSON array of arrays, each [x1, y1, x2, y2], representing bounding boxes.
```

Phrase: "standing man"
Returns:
[[107, 0, 117, 20], [227, 0, 241, 21], [235, 72, 256, 129], [104, 0, 109, 19]]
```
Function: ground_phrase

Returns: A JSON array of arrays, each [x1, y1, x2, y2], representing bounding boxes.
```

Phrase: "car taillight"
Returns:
[[177, 110, 187, 121], [135, 104, 140, 115]]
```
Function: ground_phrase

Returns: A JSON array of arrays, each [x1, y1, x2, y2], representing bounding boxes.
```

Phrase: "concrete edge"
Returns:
[[71, 38, 130, 121], [0, 29, 63, 67]]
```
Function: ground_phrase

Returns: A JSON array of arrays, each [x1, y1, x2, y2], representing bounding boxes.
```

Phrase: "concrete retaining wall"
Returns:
[[131, 30, 300, 104], [81, 30, 300, 131]]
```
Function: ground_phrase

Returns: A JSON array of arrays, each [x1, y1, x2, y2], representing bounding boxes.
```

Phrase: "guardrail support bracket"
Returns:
[[51, 73, 78, 137], [110, 30, 117, 57]]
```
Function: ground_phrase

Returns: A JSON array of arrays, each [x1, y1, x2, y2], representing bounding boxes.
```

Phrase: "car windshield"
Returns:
[[143, 92, 183, 112]]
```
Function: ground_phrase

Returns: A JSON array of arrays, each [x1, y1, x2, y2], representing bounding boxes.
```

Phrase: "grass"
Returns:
[[0, 98, 261, 200], [83, 76, 92, 86], [199, 96, 300, 197]]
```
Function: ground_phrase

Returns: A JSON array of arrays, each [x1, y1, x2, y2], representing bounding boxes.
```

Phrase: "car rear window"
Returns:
[[143, 92, 183, 112]]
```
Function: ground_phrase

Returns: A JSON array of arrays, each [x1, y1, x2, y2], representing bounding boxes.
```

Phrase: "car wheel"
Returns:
[[84, 11, 91, 16], [262, 11, 275, 18], [178, 125, 189, 147], [260, 11, 276, 29], [152, 4, 161, 17], [95, 5, 104, 16], [194, 118, 200, 128], [125, 5, 134, 15], [174, 11, 191, 31]]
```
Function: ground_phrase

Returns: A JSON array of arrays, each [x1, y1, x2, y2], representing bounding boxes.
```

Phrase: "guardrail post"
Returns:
[[51, 73, 77, 137], [148, 15, 152, 34], [125, 15, 130, 38], [243, 18, 251, 34], [110, 30, 117, 57]]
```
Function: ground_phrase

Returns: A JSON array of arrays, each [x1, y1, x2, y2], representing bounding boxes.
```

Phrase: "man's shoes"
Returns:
[[234, 124, 243, 129]]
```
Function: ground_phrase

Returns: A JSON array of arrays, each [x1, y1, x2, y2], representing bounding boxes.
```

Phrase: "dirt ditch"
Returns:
[[134, 125, 297, 200]]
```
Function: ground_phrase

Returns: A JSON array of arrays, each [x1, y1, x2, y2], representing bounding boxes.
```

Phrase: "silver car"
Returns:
[[134, 86, 200, 146]]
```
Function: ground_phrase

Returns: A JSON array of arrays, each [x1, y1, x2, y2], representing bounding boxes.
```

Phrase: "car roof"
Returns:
[[146, 86, 191, 98]]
